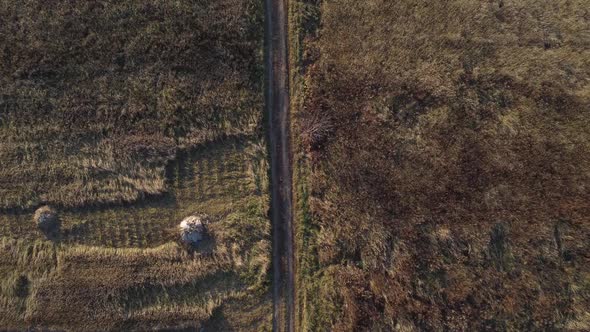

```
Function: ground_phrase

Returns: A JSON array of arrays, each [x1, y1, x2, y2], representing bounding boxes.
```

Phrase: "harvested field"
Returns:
[[0, 139, 272, 330], [0, 139, 264, 247], [0, 0, 271, 330]]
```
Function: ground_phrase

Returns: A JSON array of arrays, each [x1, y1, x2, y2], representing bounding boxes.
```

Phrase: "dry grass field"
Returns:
[[0, 141, 273, 331], [291, 0, 590, 330], [0, 0, 263, 209], [0, 0, 271, 330]]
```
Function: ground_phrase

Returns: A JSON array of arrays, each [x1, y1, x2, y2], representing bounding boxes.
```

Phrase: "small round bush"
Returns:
[[33, 205, 60, 233]]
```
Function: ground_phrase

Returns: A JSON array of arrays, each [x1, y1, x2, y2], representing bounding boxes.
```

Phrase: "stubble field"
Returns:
[[0, 0, 272, 330]]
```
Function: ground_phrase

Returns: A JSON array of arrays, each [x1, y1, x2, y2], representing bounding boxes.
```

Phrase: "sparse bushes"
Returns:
[[299, 110, 333, 150]]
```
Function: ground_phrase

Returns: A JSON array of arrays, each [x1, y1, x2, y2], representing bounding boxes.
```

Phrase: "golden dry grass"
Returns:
[[0, 140, 272, 330]]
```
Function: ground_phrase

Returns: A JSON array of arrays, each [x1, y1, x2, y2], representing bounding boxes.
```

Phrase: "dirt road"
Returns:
[[264, 0, 294, 331]]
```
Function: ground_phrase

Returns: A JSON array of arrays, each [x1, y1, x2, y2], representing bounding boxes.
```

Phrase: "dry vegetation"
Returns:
[[292, 0, 590, 330], [0, 140, 273, 330], [0, 0, 263, 209], [0, 0, 271, 330]]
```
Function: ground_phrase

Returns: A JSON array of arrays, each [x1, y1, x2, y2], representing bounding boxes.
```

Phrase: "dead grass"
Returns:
[[0, 0, 271, 330], [0, 140, 272, 330], [292, 0, 590, 330], [0, 0, 264, 209]]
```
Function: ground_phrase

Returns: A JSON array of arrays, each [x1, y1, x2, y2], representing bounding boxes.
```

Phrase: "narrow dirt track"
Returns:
[[264, 0, 294, 331]]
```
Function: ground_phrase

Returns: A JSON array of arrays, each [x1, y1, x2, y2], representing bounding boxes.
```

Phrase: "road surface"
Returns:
[[264, 0, 294, 331]]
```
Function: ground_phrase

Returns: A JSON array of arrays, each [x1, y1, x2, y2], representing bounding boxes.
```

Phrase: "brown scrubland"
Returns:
[[291, 0, 590, 330]]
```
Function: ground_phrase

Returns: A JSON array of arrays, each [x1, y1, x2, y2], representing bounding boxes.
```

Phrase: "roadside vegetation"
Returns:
[[0, 0, 271, 330], [292, 0, 590, 330]]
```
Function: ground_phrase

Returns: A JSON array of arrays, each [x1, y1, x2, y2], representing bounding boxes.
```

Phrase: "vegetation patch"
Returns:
[[0, 140, 272, 330], [292, 0, 590, 330], [33, 205, 60, 236], [0, 0, 270, 330], [0, 0, 264, 209]]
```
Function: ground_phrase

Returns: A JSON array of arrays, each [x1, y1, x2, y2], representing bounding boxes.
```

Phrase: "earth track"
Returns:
[[264, 0, 294, 330]]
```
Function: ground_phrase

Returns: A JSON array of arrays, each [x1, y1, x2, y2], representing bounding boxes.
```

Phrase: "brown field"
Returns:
[[291, 0, 590, 330], [0, 0, 271, 330], [0, 0, 263, 209]]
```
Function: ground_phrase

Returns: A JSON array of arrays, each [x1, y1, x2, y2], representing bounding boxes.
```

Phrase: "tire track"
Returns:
[[265, 0, 294, 330]]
